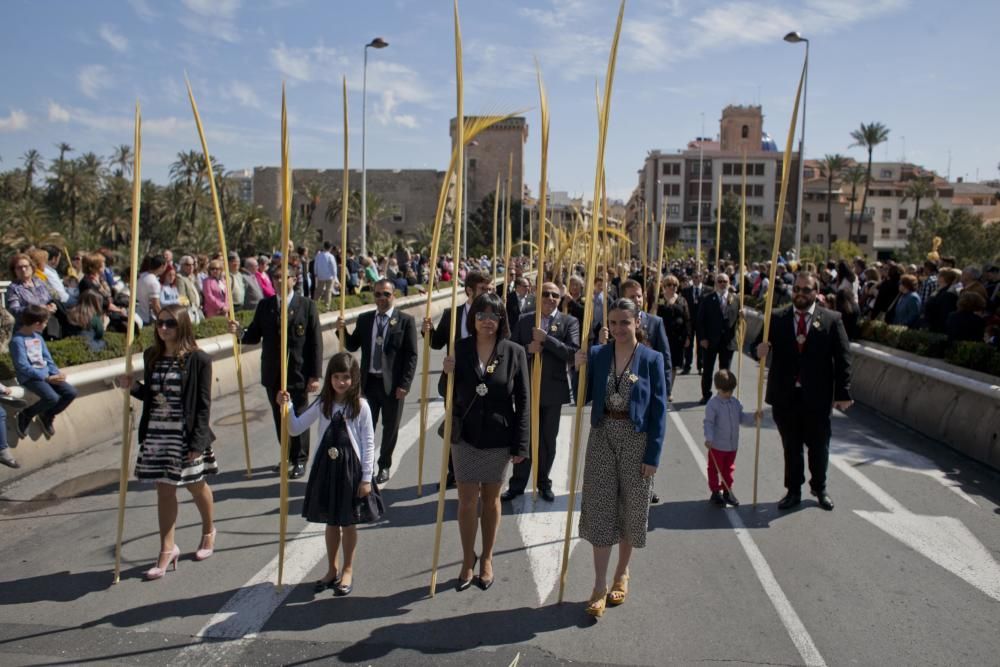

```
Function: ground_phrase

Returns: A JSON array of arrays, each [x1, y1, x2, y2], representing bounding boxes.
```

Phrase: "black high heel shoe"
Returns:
[[456, 554, 478, 592], [475, 559, 494, 591]]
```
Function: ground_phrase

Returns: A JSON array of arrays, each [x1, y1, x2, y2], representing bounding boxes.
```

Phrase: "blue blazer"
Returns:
[[639, 311, 672, 394], [585, 343, 668, 467]]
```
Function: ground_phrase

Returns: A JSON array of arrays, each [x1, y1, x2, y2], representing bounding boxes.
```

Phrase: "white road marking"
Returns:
[[829, 445, 1000, 603], [174, 404, 444, 664], [670, 411, 827, 667], [511, 413, 581, 605], [854, 433, 978, 506]]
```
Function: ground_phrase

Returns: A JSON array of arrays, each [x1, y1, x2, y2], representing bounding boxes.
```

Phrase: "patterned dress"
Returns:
[[579, 365, 653, 548], [135, 357, 218, 486]]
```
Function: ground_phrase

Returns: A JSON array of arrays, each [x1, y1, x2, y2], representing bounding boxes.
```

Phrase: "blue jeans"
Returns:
[[20, 379, 78, 425], [0, 407, 8, 450]]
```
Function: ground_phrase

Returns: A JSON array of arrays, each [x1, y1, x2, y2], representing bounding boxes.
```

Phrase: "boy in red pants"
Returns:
[[703, 370, 762, 506]]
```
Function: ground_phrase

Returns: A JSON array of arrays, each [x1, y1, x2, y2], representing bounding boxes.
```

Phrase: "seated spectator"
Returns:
[[924, 268, 961, 334], [227, 252, 246, 310], [43, 245, 71, 305], [946, 292, 987, 343], [201, 260, 229, 319], [8, 305, 78, 439], [240, 257, 264, 311], [960, 266, 989, 300], [386, 257, 409, 296], [0, 382, 27, 468], [160, 263, 181, 307], [63, 290, 108, 350], [254, 255, 276, 299], [196, 254, 210, 288], [135, 255, 167, 325], [175, 255, 203, 324], [7, 253, 58, 332], [890, 274, 921, 328]]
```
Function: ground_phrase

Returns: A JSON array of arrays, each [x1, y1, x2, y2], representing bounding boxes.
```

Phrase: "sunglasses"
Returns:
[[792, 286, 815, 294], [374, 291, 393, 298], [541, 290, 561, 299], [156, 319, 179, 329], [475, 312, 500, 323]]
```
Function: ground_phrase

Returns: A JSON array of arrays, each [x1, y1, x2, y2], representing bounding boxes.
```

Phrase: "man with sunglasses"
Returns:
[[229, 265, 322, 479], [503, 282, 580, 502], [338, 279, 418, 484], [696, 273, 739, 405], [756, 272, 852, 511]]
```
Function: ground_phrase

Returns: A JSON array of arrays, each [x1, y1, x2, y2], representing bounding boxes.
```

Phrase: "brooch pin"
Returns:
[[795, 334, 807, 345], [154, 393, 168, 406], [628, 373, 639, 382], [476, 383, 489, 396], [389, 317, 398, 327], [812, 320, 821, 330], [549, 324, 558, 332], [327, 447, 340, 460], [485, 361, 497, 374]]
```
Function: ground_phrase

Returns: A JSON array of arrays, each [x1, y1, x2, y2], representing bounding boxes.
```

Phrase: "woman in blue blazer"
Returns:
[[573, 297, 667, 617]]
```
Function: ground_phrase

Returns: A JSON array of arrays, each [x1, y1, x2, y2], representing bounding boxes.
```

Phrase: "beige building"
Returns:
[[635, 105, 800, 256], [449, 116, 528, 211]]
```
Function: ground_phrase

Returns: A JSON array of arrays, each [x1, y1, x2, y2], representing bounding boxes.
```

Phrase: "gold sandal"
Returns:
[[585, 588, 608, 617], [607, 573, 630, 606]]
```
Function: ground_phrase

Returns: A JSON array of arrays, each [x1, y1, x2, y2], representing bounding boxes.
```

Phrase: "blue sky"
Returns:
[[1, 0, 997, 202]]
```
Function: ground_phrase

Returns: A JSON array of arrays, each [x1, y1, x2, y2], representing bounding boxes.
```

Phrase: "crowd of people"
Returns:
[[1, 239, 996, 617]]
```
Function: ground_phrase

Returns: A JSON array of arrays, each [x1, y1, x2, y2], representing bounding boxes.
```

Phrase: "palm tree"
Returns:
[[54, 142, 73, 166], [21, 149, 44, 196], [902, 177, 936, 226], [820, 154, 849, 254], [841, 165, 866, 243], [849, 121, 890, 244], [299, 180, 327, 228], [110, 144, 133, 178]]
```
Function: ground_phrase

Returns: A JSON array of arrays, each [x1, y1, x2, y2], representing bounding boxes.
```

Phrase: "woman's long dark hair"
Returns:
[[321, 352, 362, 420], [150, 304, 199, 366], [608, 297, 646, 344], [466, 292, 510, 339], [66, 290, 103, 328]]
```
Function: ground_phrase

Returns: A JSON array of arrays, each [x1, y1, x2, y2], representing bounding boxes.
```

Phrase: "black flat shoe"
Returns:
[[456, 554, 478, 592], [290, 464, 306, 479], [710, 491, 725, 506], [650, 492, 660, 504], [722, 490, 740, 506], [812, 490, 835, 511], [333, 582, 353, 596], [376, 468, 390, 484], [539, 488, 555, 502], [777, 494, 801, 510], [313, 574, 341, 593], [500, 489, 523, 502]]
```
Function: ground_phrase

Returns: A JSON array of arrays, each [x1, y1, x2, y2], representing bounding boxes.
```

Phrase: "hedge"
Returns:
[[858, 319, 1000, 378], [0, 291, 382, 380]]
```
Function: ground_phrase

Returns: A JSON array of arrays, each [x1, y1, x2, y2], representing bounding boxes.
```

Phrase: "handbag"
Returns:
[[436, 395, 477, 444], [353, 479, 385, 524], [875, 293, 900, 323]]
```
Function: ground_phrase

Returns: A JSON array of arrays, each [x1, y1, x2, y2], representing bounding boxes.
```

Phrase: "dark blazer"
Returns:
[[681, 283, 703, 322], [345, 307, 419, 394], [584, 343, 667, 467], [241, 294, 323, 390], [132, 348, 215, 453], [560, 295, 585, 324], [506, 291, 522, 326], [512, 310, 580, 406], [762, 306, 852, 415], [638, 311, 672, 386], [696, 290, 739, 350], [429, 303, 468, 351], [438, 337, 530, 457]]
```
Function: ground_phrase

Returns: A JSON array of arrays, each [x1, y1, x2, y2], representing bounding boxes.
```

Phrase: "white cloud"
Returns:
[[48, 102, 71, 123], [269, 42, 345, 82], [128, 0, 157, 22], [224, 81, 261, 109], [375, 90, 420, 129], [180, 0, 242, 42], [79, 65, 113, 99], [0, 109, 29, 132], [99, 23, 128, 53]]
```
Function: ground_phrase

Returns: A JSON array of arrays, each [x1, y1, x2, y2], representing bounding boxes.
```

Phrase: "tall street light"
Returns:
[[361, 36, 389, 259], [784, 30, 808, 261]]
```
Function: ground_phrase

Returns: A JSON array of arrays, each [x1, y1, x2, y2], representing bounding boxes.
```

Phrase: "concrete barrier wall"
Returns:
[[1, 286, 466, 481], [743, 309, 1000, 469]]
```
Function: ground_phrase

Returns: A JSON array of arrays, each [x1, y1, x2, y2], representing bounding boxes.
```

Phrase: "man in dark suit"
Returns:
[[757, 271, 852, 511], [506, 276, 532, 327], [340, 278, 418, 483], [696, 273, 738, 404], [680, 272, 703, 374], [229, 265, 322, 479], [503, 281, 580, 502]]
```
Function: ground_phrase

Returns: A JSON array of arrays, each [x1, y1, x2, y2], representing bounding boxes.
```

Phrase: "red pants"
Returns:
[[707, 448, 737, 492]]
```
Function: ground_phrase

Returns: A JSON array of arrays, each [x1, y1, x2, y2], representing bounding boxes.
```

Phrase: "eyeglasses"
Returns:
[[156, 319, 178, 329], [374, 291, 392, 298], [792, 286, 815, 294], [716, 279, 729, 285], [15, 264, 32, 270], [541, 290, 561, 299], [475, 312, 500, 323]]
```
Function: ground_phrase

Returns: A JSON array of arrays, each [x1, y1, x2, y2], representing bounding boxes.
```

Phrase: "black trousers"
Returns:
[[509, 404, 561, 492], [366, 373, 404, 471], [684, 331, 703, 371], [771, 391, 831, 494], [700, 343, 734, 399], [266, 385, 310, 465]]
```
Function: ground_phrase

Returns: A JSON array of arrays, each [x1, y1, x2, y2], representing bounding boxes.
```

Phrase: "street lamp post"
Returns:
[[361, 36, 389, 260], [784, 31, 809, 261]]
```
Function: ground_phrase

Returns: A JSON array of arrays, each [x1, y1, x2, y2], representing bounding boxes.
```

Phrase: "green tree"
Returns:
[[820, 154, 849, 253], [903, 203, 1000, 267], [849, 121, 890, 243], [21, 149, 44, 197], [841, 165, 866, 243], [901, 176, 936, 226]]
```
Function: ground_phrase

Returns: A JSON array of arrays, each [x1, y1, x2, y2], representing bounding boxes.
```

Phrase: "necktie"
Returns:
[[796, 311, 807, 353], [373, 314, 386, 372]]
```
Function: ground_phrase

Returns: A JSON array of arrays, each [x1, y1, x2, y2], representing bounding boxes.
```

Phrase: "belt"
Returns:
[[605, 409, 630, 420]]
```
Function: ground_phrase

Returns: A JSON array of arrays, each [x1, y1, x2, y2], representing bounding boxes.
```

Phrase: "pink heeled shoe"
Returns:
[[194, 528, 217, 561], [144, 544, 180, 580]]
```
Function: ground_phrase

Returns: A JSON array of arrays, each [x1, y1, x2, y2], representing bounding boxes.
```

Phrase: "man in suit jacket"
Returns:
[[340, 278, 418, 483], [229, 265, 322, 479], [757, 271, 852, 511], [696, 273, 739, 404], [680, 272, 704, 374], [503, 282, 580, 501], [506, 276, 532, 327]]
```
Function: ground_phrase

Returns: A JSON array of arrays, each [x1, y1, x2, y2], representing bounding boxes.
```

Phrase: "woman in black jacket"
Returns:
[[440, 292, 529, 592], [120, 304, 217, 581]]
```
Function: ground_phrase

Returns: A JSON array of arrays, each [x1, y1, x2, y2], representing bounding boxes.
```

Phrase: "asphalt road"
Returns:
[[1, 343, 999, 666]]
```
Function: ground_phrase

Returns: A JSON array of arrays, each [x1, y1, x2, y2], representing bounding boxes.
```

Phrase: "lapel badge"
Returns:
[[389, 317, 398, 327], [549, 323, 558, 332], [812, 319, 821, 330], [628, 372, 639, 382], [295, 323, 305, 336]]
